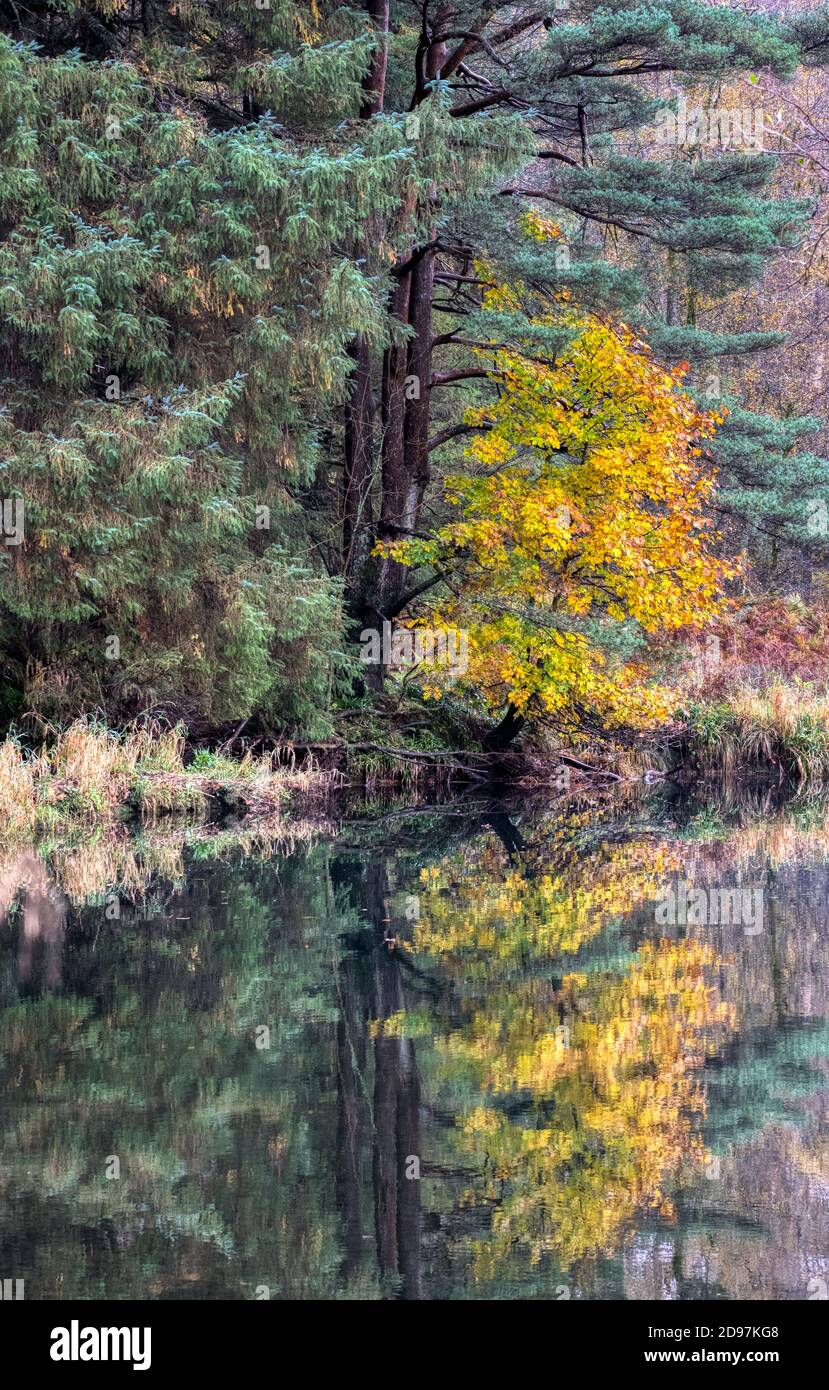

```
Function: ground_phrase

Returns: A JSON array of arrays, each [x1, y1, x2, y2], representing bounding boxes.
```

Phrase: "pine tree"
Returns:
[[0, 3, 412, 728], [707, 406, 829, 587], [340, 1, 829, 721]]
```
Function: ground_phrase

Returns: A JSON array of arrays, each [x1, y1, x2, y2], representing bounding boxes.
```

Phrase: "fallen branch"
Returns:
[[557, 752, 622, 780], [347, 741, 490, 764]]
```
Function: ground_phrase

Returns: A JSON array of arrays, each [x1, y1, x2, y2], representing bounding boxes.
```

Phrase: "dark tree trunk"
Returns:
[[373, 236, 435, 616], [341, 0, 391, 585], [348, 22, 442, 629], [402, 246, 434, 523], [484, 703, 526, 751], [360, 0, 390, 119], [375, 268, 412, 615], [342, 336, 374, 579]]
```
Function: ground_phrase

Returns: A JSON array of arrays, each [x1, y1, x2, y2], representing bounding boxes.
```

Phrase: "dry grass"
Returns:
[[687, 681, 829, 784], [0, 738, 40, 834], [0, 719, 340, 842]]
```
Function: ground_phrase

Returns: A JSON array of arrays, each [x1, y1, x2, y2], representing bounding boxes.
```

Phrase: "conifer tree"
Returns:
[[0, 2, 413, 727], [344, 1, 829, 712]]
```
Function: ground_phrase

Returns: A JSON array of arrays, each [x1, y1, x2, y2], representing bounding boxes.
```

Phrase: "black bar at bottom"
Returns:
[[0, 1297, 822, 1378]]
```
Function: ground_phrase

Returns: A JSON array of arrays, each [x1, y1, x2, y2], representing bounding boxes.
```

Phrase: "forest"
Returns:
[[5, 1, 829, 795], [5, 3, 829, 1323]]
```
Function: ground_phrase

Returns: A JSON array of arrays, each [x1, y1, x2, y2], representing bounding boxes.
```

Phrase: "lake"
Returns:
[[1, 783, 828, 1300]]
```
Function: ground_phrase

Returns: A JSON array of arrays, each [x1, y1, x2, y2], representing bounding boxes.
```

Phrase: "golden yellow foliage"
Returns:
[[409, 829, 734, 1277], [453, 939, 733, 1276], [384, 270, 733, 730]]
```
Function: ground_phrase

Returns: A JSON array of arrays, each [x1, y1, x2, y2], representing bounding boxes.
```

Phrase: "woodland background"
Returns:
[[4, 1, 829, 769]]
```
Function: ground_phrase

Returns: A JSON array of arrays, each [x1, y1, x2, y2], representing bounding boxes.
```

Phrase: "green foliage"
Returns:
[[711, 407, 829, 576], [2, 0, 829, 738], [0, 17, 399, 729]]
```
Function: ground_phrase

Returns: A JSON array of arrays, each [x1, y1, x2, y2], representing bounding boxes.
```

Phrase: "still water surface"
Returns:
[[1, 786, 828, 1299]]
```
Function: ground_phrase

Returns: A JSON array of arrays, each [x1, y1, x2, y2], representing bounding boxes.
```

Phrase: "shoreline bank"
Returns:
[[3, 689, 828, 845]]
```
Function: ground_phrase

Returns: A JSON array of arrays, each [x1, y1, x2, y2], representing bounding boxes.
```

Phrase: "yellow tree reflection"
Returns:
[[412, 833, 735, 1282]]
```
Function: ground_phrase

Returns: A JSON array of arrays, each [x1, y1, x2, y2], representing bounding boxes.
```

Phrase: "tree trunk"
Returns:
[[349, 21, 443, 626], [373, 237, 435, 617], [484, 703, 526, 751], [341, 0, 391, 584], [343, 336, 374, 579], [360, 0, 390, 119]]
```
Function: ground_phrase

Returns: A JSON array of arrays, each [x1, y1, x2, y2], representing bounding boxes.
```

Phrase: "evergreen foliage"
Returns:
[[2, 1, 829, 737], [0, 11, 403, 727]]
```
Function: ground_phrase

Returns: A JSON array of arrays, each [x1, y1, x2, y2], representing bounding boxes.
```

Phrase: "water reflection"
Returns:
[[0, 851, 66, 987], [1, 788, 828, 1299]]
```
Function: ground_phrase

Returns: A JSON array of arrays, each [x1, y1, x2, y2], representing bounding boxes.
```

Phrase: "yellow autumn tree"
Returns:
[[386, 235, 732, 732]]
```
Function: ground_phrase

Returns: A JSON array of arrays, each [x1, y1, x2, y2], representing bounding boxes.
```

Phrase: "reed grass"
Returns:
[[0, 719, 338, 841], [687, 682, 829, 784]]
